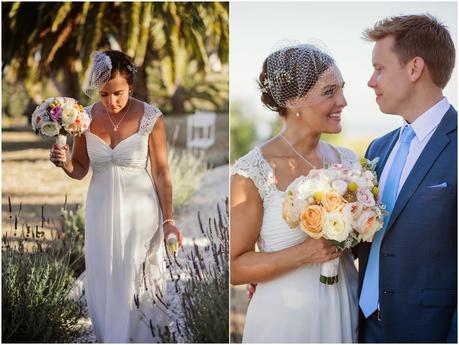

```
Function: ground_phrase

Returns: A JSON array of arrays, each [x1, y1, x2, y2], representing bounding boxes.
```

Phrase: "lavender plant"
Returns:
[[149, 200, 229, 343], [2, 197, 84, 342]]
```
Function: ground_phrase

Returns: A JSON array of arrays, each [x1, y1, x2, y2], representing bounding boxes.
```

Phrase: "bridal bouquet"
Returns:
[[282, 158, 387, 285], [31, 97, 90, 165]]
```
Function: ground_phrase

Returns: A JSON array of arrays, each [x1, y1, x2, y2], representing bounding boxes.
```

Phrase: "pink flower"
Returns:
[[49, 106, 63, 122], [356, 189, 375, 207]]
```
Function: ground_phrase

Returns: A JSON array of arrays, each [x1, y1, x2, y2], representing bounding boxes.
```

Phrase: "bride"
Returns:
[[50, 50, 184, 342], [230, 42, 359, 343]]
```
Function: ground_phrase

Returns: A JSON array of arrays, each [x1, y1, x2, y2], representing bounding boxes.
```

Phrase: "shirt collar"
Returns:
[[401, 97, 450, 143]]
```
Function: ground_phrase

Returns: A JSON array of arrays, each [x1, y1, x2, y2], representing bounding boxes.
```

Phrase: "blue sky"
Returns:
[[230, 1, 457, 140]]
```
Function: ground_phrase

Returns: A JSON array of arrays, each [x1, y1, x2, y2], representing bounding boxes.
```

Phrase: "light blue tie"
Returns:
[[359, 125, 416, 318]]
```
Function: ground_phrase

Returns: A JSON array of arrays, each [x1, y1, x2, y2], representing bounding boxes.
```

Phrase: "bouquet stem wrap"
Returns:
[[56, 134, 67, 167], [320, 257, 340, 285]]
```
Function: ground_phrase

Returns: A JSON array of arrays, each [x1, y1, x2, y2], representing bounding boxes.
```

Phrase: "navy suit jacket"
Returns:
[[356, 106, 457, 342]]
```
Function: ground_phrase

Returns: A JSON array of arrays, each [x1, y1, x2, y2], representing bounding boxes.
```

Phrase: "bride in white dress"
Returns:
[[50, 50, 183, 342], [231, 43, 358, 343]]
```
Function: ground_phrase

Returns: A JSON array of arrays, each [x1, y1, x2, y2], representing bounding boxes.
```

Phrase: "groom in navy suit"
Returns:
[[357, 14, 457, 342]]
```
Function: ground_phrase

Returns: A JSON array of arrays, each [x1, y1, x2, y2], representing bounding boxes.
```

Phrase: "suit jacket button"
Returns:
[[383, 290, 394, 294]]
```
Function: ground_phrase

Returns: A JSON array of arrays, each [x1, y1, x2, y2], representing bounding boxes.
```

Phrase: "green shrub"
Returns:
[[59, 204, 85, 277], [2, 197, 84, 342], [169, 148, 208, 210], [2, 242, 83, 342]]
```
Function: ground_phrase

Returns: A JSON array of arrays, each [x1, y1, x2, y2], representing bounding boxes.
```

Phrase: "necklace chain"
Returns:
[[279, 133, 323, 169], [105, 98, 131, 132]]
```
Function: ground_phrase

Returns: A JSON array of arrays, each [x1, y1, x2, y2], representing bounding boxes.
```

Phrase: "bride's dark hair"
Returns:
[[103, 50, 137, 88]]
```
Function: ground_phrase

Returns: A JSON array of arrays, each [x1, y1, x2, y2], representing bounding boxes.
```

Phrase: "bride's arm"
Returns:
[[148, 117, 183, 244], [230, 175, 342, 285], [51, 135, 90, 180]]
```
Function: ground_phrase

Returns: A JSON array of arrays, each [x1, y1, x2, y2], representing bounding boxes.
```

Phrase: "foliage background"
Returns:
[[2, 2, 229, 117]]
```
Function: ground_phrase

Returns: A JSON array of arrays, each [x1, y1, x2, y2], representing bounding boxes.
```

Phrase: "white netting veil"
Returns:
[[261, 39, 339, 109], [82, 51, 113, 98]]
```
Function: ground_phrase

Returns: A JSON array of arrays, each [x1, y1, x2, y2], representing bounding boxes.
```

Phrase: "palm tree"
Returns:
[[2, 2, 228, 115]]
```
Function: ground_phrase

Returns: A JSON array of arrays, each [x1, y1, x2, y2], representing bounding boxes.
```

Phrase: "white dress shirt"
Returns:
[[378, 97, 450, 199]]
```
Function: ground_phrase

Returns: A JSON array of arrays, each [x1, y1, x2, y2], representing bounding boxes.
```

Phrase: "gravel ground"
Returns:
[[72, 165, 229, 342]]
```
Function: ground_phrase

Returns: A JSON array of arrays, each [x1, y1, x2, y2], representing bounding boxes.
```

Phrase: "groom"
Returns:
[[357, 14, 457, 342]]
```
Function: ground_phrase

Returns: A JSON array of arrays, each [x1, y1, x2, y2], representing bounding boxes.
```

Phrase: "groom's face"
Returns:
[[368, 36, 411, 115]]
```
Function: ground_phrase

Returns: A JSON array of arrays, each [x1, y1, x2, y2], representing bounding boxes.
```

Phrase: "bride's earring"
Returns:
[[295, 112, 300, 118]]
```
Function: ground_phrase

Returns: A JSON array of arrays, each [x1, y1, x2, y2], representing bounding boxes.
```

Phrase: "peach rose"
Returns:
[[299, 205, 324, 239], [355, 209, 384, 242], [343, 202, 363, 219], [322, 191, 345, 212]]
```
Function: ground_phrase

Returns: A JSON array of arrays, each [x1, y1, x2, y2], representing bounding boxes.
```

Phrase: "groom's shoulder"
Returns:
[[370, 127, 400, 148]]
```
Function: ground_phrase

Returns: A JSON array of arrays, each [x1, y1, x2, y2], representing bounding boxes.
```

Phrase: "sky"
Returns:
[[230, 1, 458, 140]]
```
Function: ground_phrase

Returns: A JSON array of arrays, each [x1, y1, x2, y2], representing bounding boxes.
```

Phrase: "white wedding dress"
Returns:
[[232, 145, 359, 343], [83, 102, 170, 342]]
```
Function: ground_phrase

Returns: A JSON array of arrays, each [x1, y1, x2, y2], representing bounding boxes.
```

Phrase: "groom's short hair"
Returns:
[[363, 14, 455, 89]]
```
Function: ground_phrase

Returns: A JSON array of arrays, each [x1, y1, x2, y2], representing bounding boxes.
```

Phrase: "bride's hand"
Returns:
[[50, 143, 71, 168], [300, 237, 343, 264], [163, 222, 184, 247]]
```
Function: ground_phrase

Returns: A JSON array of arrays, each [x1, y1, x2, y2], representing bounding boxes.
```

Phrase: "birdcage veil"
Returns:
[[82, 51, 113, 98], [262, 39, 339, 109]]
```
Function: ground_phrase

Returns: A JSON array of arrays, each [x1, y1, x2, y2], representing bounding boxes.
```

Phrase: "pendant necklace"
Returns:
[[105, 98, 131, 132], [279, 133, 323, 169]]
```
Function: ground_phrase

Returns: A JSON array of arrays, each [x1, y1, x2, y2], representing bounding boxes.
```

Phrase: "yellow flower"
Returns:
[[348, 182, 358, 192], [314, 191, 323, 203], [372, 186, 379, 197]]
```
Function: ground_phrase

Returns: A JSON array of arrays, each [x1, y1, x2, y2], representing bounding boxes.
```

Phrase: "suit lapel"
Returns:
[[385, 106, 457, 232]]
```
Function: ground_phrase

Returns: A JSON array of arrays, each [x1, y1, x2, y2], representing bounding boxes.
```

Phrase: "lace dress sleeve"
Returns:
[[231, 148, 277, 204], [139, 103, 163, 136], [335, 146, 360, 168]]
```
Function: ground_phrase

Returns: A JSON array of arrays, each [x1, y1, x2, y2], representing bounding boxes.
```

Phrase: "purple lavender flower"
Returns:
[[49, 106, 63, 122]]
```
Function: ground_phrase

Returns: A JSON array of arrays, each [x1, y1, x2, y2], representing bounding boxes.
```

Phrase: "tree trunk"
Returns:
[[62, 56, 81, 99], [133, 66, 148, 103], [170, 85, 185, 115]]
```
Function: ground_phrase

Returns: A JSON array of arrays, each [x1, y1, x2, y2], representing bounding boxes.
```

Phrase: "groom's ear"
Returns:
[[407, 56, 426, 83]]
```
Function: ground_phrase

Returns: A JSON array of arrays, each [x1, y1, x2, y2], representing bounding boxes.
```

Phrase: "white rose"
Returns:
[[31, 112, 45, 131], [288, 175, 307, 193], [307, 169, 320, 178], [40, 121, 60, 137], [282, 192, 308, 228], [322, 210, 352, 242], [319, 171, 333, 183], [352, 176, 371, 190], [331, 180, 348, 195], [297, 179, 330, 201], [355, 209, 384, 242], [61, 105, 78, 125], [356, 189, 376, 207]]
